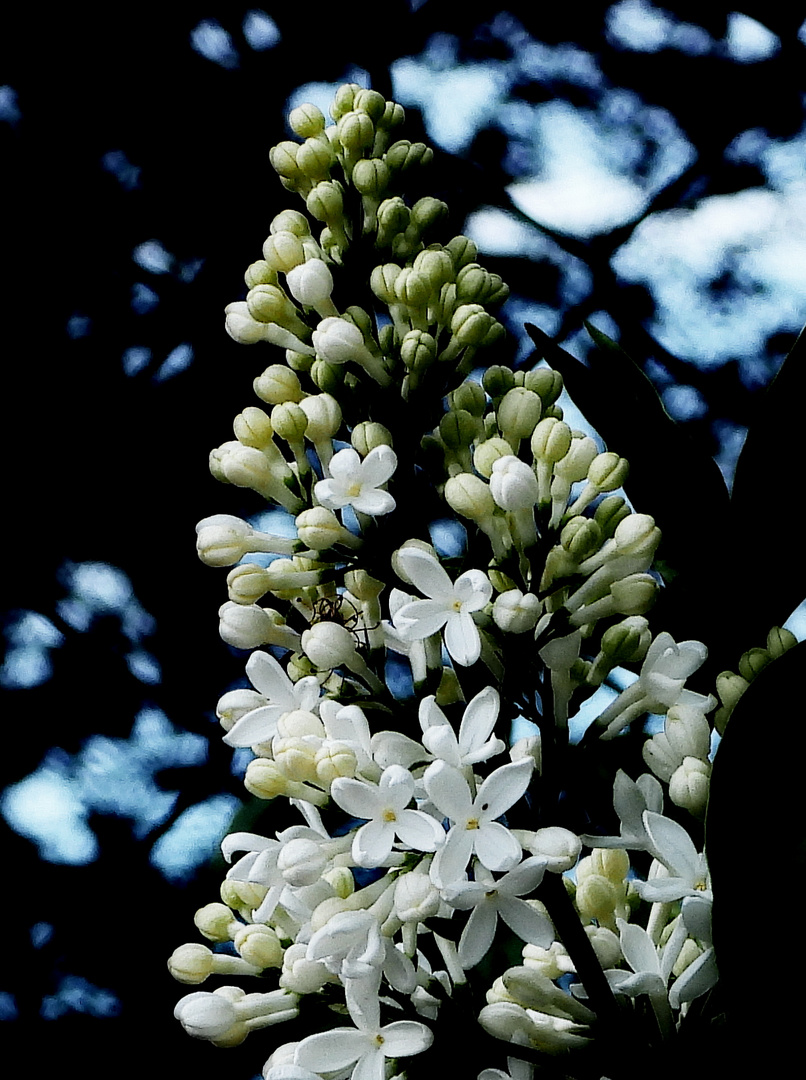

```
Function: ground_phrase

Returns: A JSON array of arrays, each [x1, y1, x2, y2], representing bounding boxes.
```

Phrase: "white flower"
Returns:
[[314, 446, 397, 516], [294, 981, 432, 1080], [331, 765, 445, 867], [597, 633, 710, 740], [418, 685, 506, 767], [442, 857, 552, 968], [424, 758, 534, 886], [579, 770, 663, 851], [392, 547, 492, 667], [223, 651, 321, 748], [635, 811, 711, 903]]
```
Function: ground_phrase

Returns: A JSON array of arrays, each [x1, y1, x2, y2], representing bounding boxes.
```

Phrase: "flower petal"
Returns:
[[459, 901, 498, 968], [246, 650, 294, 703], [295, 1029, 367, 1073], [458, 686, 499, 755], [454, 569, 492, 609], [396, 548, 453, 600], [223, 704, 282, 747], [476, 758, 534, 821], [498, 895, 554, 948], [393, 599, 449, 640], [444, 611, 482, 666], [423, 761, 472, 822], [474, 820, 522, 872], [360, 445, 398, 487], [353, 819, 395, 866], [395, 809, 445, 852], [378, 1020, 434, 1057], [351, 489, 395, 516]]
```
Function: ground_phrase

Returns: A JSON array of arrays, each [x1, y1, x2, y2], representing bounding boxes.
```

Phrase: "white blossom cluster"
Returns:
[[167, 82, 756, 1080]]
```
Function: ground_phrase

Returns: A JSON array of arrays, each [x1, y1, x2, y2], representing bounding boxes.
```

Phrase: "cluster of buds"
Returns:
[[168, 82, 744, 1080]]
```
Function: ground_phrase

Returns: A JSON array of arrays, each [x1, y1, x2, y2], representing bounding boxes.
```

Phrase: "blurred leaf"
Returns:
[[729, 324, 806, 644], [526, 323, 731, 655], [706, 639, 806, 1065]]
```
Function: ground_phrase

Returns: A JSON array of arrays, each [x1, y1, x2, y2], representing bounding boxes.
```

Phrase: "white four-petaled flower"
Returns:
[[392, 547, 492, 667], [314, 446, 397, 517]]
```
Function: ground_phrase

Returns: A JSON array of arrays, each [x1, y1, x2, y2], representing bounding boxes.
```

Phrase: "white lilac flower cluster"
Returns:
[[171, 83, 732, 1079]]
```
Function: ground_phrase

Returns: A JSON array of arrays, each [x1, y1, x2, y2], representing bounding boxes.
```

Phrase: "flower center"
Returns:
[[383, 809, 398, 822], [347, 482, 363, 497], [466, 817, 480, 830], [374, 1034, 385, 1047]]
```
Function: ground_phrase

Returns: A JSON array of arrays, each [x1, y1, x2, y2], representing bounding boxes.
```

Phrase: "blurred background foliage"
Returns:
[[1, 2, 804, 1074]]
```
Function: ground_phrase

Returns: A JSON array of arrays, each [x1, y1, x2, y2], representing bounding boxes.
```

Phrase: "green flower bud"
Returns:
[[310, 358, 343, 394], [351, 421, 393, 455], [531, 417, 572, 463], [588, 452, 630, 492], [738, 647, 772, 682], [244, 260, 278, 288], [271, 401, 308, 443], [455, 263, 492, 303], [194, 902, 238, 942], [376, 197, 411, 245], [353, 88, 387, 121], [386, 140, 434, 171], [492, 589, 542, 633], [400, 329, 437, 372], [337, 110, 375, 152], [331, 83, 360, 120], [245, 286, 307, 339], [262, 231, 306, 273], [669, 757, 710, 817], [524, 367, 563, 406], [370, 263, 401, 304], [446, 234, 478, 270], [377, 100, 405, 131], [767, 626, 797, 658], [450, 379, 487, 416], [352, 157, 390, 197], [600, 616, 652, 663], [269, 140, 302, 180], [234, 924, 283, 969], [394, 267, 430, 308], [411, 196, 448, 233], [289, 103, 327, 139], [444, 472, 495, 522], [497, 387, 543, 446], [226, 563, 272, 605], [412, 247, 454, 294], [233, 407, 274, 450], [482, 364, 516, 402], [296, 507, 360, 551], [450, 303, 496, 346], [473, 436, 513, 478], [561, 516, 602, 561], [306, 180, 345, 225], [440, 409, 481, 450], [609, 573, 658, 615], [594, 495, 631, 538], [270, 209, 311, 237], [296, 136, 336, 181]]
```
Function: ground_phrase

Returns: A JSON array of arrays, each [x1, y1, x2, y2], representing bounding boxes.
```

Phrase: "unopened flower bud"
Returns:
[[253, 365, 305, 405], [352, 157, 390, 198], [490, 455, 539, 511], [528, 827, 582, 872], [492, 589, 542, 634], [767, 626, 797, 658], [277, 838, 327, 887], [269, 141, 302, 181], [394, 872, 441, 922], [227, 563, 271, 605], [337, 109, 375, 152], [194, 902, 238, 943], [351, 421, 393, 455], [669, 757, 710, 816], [296, 137, 335, 181], [473, 436, 514, 479], [289, 103, 326, 139], [738, 647, 772, 682], [244, 260, 278, 289], [234, 924, 284, 969], [400, 329, 437, 372], [263, 231, 306, 273]]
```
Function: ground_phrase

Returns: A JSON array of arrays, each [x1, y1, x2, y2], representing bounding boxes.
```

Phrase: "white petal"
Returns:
[[331, 777, 383, 820], [395, 809, 445, 852], [396, 548, 454, 600], [459, 901, 498, 967], [393, 599, 450, 640], [430, 826, 475, 887], [454, 569, 492, 609], [352, 489, 396, 516], [475, 820, 522, 872], [423, 760, 472, 821], [378, 1020, 434, 1057], [328, 447, 362, 482], [353, 819, 395, 866], [498, 895, 554, 948], [458, 686, 499, 754], [643, 811, 700, 881], [246, 650, 295, 703], [295, 1029, 367, 1073], [360, 445, 398, 487], [476, 758, 534, 820], [444, 611, 482, 666], [223, 704, 282, 747], [619, 920, 661, 976]]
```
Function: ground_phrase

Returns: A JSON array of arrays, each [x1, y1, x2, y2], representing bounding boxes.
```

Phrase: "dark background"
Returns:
[[1, 3, 803, 1073]]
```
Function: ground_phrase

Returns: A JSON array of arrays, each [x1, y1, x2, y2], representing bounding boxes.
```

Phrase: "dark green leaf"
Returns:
[[728, 324, 806, 645], [706, 639, 806, 1064], [526, 323, 731, 657]]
